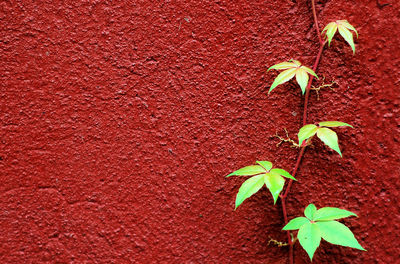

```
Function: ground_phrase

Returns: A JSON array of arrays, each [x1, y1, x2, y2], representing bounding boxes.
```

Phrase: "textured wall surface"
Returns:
[[1, 0, 399, 263]]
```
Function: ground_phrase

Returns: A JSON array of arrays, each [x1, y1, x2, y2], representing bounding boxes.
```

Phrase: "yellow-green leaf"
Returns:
[[304, 203, 317, 220], [338, 25, 355, 54], [323, 22, 338, 46], [282, 217, 309, 230], [256, 161, 273, 171], [269, 68, 297, 94], [227, 165, 266, 177], [298, 222, 321, 261], [316, 221, 365, 251], [301, 66, 318, 78], [296, 68, 309, 95], [318, 121, 353, 128], [313, 207, 357, 221], [264, 171, 285, 204], [298, 124, 318, 146], [235, 174, 265, 209], [270, 168, 296, 180], [316, 127, 342, 157], [268, 62, 297, 71], [338, 20, 358, 37]]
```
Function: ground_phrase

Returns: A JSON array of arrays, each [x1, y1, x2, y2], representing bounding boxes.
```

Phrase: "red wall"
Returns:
[[1, 0, 399, 263]]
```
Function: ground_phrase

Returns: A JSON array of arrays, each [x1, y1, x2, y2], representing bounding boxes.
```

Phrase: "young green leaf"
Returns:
[[256, 161, 273, 171], [235, 174, 265, 209], [270, 168, 296, 180], [338, 26, 355, 54], [338, 20, 358, 37], [298, 222, 321, 261], [301, 66, 318, 78], [318, 121, 353, 128], [322, 22, 338, 46], [268, 61, 318, 94], [313, 207, 357, 221], [298, 124, 318, 146], [316, 221, 365, 250], [316, 127, 342, 157], [226, 165, 266, 177], [264, 171, 285, 204], [269, 68, 297, 93], [295, 68, 309, 94], [304, 204, 317, 220], [282, 217, 309, 230], [267, 62, 297, 71], [287, 204, 365, 259]]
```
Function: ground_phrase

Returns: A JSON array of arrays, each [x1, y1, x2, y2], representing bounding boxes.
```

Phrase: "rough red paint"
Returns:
[[0, 0, 399, 263]]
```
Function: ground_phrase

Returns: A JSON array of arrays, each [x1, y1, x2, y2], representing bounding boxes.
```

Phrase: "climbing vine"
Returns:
[[226, 1, 365, 263]]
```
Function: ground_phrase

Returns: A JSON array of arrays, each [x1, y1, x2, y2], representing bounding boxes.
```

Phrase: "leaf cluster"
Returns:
[[322, 20, 358, 53], [226, 161, 295, 208], [267, 60, 318, 95], [283, 204, 365, 261], [298, 121, 353, 157]]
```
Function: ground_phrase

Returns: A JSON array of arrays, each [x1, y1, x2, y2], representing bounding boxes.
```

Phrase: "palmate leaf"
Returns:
[[268, 61, 318, 94], [283, 204, 365, 260], [322, 20, 358, 54], [228, 161, 294, 208], [235, 174, 265, 209], [297, 121, 353, 156]]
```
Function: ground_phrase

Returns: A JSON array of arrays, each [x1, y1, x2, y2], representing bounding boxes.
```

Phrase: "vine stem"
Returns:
[[280, 1, 326, 263]]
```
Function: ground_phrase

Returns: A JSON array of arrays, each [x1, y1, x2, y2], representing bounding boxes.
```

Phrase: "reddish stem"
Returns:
[[312, 0, 323, 45], [280, 1, 326, 263]]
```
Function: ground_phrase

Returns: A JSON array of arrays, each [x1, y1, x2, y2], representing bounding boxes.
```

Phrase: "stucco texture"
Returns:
[[1, 0, 399, 263]]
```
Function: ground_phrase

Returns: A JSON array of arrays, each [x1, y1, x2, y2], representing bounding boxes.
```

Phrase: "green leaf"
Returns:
[[282, 217, 309, 230], [256, 161, 273, 171], [318, 121, 353, 128], [298, 222, 321, 261], [290, 59, 302, 66], [323, 22, 338, 46], [301, 66, 318, 79], [316, 221, 365, 251], [268, 62, 297, 71], [316, 127, 342, 157], [270, 168, 296, 180], [338, 20, 358, 37], [304, 204, 317, 220], [235, 174, 265, 209], [298, 124, 318, 146], [227, 165, 266, 177], [314, 207, 357, 221], [264, 172, 285, 204], [338, 25, 355, 54], [295, 68, 309, 95], [269, 68, 297, 94]]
